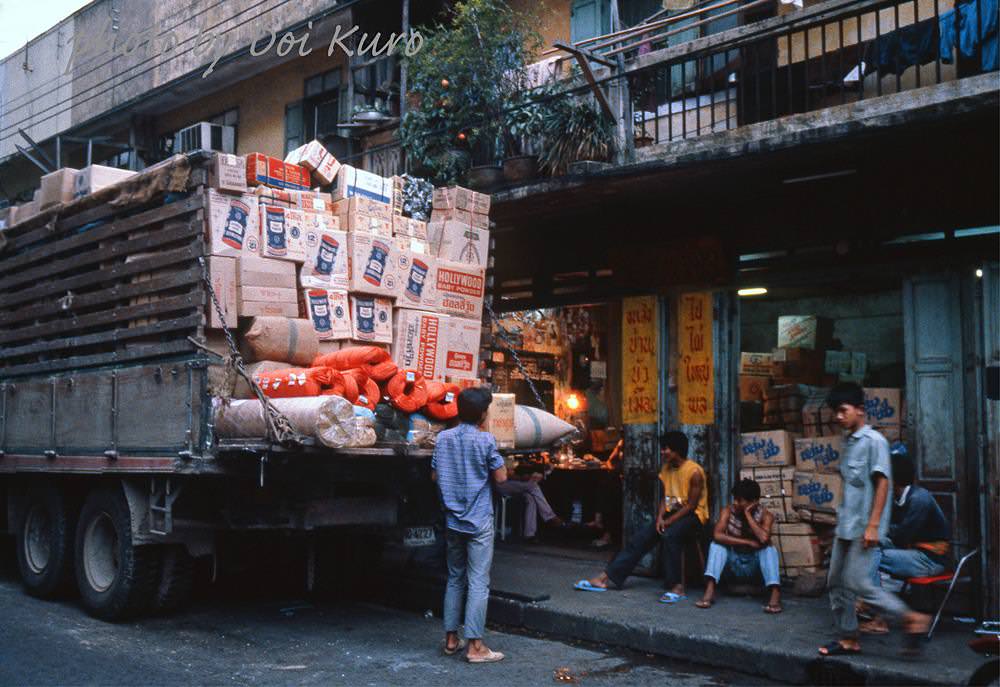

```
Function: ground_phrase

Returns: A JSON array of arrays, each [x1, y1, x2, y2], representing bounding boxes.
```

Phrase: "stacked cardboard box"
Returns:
[[762, 384, 808, 432], [770, 347, 826, 386], [800, 387, 839, 437], [740, 429, 797, 468], [777, 315, 833, 350], [864, 387, 905, 442], [772, 521, 823, 578]]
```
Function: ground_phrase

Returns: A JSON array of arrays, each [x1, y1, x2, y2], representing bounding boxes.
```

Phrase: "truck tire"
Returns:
[[150, 545, 195, 614], [14, 485, 77, 599], [74, 487, 160, 621]]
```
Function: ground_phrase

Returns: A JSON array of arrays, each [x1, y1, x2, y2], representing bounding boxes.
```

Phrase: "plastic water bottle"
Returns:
[[571, 500, 583, 524]]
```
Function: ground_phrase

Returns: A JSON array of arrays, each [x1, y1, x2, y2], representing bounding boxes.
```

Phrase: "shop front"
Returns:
[[488, 106, 998, 611]]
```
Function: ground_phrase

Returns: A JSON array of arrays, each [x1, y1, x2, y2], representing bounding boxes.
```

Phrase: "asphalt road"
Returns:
[[0, 537, 769, 686]]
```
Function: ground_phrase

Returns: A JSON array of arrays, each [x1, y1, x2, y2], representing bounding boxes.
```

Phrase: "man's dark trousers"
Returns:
[[605, 512, 701, 588]]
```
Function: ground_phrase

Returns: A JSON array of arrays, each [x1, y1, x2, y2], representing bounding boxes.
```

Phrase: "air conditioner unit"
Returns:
[[172, 122, 235, 154]]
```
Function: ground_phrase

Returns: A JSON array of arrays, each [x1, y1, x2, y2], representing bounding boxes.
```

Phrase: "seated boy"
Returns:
[[696, 478, 782, 613]]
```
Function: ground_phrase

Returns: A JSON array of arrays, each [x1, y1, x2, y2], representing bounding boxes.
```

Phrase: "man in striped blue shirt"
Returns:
[[432, 387, 507, 663]]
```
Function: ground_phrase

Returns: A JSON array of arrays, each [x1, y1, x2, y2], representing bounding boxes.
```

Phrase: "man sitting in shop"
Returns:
[[495, 471, 563, 544], [574, 431, 708, 603], [859, 445, 952, 634], [694, 478, 782, 613]]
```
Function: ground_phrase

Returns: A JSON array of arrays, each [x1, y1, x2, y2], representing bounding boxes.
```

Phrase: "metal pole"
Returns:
[[610, 1, 635, 164], [400, 0, 410, 119]]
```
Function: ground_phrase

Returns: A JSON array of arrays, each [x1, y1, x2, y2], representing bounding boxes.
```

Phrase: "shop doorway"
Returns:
[[491, 303, 624, 556]]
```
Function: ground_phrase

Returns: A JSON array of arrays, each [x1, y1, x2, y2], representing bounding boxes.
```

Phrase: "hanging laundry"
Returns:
[[940, 0, 998, 71], [863, 17, 941, 77]]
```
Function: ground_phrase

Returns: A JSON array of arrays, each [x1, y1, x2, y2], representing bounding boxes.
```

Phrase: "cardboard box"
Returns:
[[770, 347, 824, 384], [427, 220, 490, 267], [285, 140, 341, 186], [394, 235, 430, 254], [39, 168, 78, 208], [253, 187, 334, 213], [824, 350, 852, 376], [485, 393, 516, 449], [392, 308, 448, 381], [432, 186, 491, 215], [300, 229, 349, 290], [430, 207, 489, 231], [874, 425, 903, 442], [0, 205, 14, 229], [246, 153, 310, 190], [864, 388, 903, 426], [349, 294, 392, 343], [442, 316, 481, 379], [739, 375, 771, 402], [772, 521, 823, 577], [793, 471, 843, 513], [237, 255, 297, 289], [777, 315, 833, 350], [207, 256, 237, 329], [331, 196, 392, 224], [17, 199, 39, 223], [395, 251, 438, 310], [239, 285, 298, 304], [304, 288, 352, 340], [238, 299, 299, 318], [393, 216, 428, 240], [739, 352, 773, 376], [794, 436, 842, 473], [206, 190, 261, 258], [435, 260, 486, 321], [851, 352, 868, 377], [210, 154, 247, 194], [332, 165, 390, 204], [347, 233, 402, 296], [258, 206, 307, 262], [337, 211, 393, 237], [740, 430, 797, 467], [74, 165, 136, 198]]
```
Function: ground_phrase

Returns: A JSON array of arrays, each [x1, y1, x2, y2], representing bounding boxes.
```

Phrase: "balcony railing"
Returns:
[[627, 0, 997, 146]]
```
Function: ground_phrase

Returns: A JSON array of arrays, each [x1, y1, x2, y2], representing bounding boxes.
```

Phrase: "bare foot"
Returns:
[[903, 611, 930, 634], [695, 598, 713, 608], [669, 584, 685, 596], [587, 573, 610, 589]]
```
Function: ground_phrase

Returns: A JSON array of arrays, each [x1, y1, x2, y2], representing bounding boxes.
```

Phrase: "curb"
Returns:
[[376, 573, 968, 686]]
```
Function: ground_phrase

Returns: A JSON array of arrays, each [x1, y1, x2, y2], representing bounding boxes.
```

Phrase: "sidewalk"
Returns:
[[379, 546, 982, 686]]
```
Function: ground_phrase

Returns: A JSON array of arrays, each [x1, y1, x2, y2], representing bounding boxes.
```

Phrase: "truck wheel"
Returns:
[[74, 487, 160, 621], [150, 545, 195, 614], [15, 486, 77, 598]]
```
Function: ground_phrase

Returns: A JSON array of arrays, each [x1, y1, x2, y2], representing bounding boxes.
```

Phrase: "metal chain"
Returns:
[[198, 257, 307, 447], [485, 300, 547, 410]]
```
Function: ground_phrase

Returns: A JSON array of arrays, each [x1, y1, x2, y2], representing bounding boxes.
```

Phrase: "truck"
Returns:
[[0, 153, 456, 620]]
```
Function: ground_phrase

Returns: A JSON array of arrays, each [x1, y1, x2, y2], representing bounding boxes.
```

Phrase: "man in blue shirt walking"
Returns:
[[432, 387, 507, 663], [818, 383, 930, 658]]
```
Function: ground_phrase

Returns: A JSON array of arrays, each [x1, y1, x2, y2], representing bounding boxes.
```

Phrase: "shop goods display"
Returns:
[[513, 405, 576, 449], [214, 395, 373, 448], [423, 381, 461, 421], [794, 436, 842, 473], [314, 345, 398, 383], [385, 369, 429, 413], [740, 429, 797, 467]]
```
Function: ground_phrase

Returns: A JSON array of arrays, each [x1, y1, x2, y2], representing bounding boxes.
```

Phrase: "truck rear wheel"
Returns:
[[15, 485, 77, 598], [150, 545, 195, 614], [74, 487, 160, 621]]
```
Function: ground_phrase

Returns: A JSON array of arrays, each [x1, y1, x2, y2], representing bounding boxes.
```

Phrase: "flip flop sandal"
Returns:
[[574, 580, 608, 592], [763, 604, 783, 614], [658, 592, 687, 604], [818, 641, 861, 657], [467, 650, 505, 664], [443, 640, 466, 656], [695, 599, 714, 609]]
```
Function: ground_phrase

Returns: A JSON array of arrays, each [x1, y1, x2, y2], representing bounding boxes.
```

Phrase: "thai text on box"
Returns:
[[678, 292, 714, 424], [622, 296, 659, 424]]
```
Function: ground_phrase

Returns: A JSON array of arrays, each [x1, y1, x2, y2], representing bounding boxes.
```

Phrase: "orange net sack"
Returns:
[[313, 346, 398, 383], [423, 381, 461, 421], [253, 367, 333, 398], [385, 369, 429, 413]]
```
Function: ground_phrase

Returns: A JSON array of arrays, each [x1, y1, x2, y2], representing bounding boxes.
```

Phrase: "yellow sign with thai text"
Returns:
[[622, 296, 658, 424], [678, 292, 715, 425]]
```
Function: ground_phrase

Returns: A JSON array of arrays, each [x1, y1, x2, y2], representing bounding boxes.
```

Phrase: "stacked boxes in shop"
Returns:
[[202, 143, 487, 387]]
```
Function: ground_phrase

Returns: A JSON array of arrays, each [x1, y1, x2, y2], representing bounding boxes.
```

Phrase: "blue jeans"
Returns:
[[703, 541, 781, 587], [604, 512, 701, 589], [444, 523, 494, 640], [869, 546, 947, 586]]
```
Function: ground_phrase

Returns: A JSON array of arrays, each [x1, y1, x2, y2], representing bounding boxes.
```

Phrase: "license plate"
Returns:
[[403, 526, 436, 547]]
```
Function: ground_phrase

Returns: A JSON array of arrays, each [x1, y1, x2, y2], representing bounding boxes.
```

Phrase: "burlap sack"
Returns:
[[240, 317, 318, 366]]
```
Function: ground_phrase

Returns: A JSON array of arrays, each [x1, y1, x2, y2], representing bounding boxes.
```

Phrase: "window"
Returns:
[[286, 68, 350, 159], [570, 0, 611, 43], [98, 150, 133, 170], [207, 108, 239, 151]]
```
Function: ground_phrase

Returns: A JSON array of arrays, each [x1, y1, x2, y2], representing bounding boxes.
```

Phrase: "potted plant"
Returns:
[[538, 90, 617, 176], [353, 99, 391, 123], [501, 88, 547, 183], [399, 0, 542, 187]]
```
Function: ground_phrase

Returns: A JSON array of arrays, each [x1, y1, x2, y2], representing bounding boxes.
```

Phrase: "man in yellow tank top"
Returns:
[[575, 432, 708, 602]]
